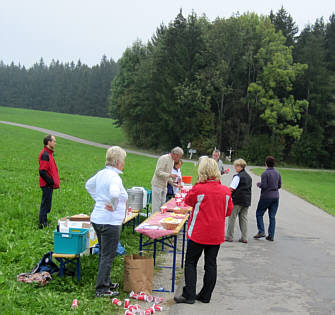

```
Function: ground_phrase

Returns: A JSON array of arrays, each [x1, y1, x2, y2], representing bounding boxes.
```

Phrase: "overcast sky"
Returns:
[[1, 0, 334, 67]]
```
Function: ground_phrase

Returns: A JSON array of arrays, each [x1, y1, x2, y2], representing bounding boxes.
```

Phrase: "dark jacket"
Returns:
[[232, 169, 252, 207], [258, 167, 281, 199], [38, 147, 59, 189]]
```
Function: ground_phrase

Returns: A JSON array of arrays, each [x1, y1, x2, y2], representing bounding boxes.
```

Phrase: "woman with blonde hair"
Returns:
[[174, 157, 233, 304], [85, 146, 128, 297]]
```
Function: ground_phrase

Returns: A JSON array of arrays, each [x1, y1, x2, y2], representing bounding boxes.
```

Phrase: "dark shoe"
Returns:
[[196, 294, 210, 303], [39, 222, 49, 229], [226, 238, 233, 242], [174, 295, 195, 304], [238, 238, 248, 244], [96, 290, 119, 298], [253, 233, 265, 239], [110, 282, 119, 290], [266, 236, 274, 241]]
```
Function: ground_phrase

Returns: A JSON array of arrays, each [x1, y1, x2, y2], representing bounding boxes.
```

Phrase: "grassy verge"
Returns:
[[251, 168, 335, 216], [0, 124, 195, 314], [0, 106, 127, 147]]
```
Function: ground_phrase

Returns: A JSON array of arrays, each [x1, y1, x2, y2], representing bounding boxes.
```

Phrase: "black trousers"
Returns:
[[39, 186, 53, 225], [182, 239, 220, 302]]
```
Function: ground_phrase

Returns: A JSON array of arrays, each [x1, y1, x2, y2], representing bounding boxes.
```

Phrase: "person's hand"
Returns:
[[105, 204, 114, 212], [170, 174, 178, 179], [257, 182, 261, 188]]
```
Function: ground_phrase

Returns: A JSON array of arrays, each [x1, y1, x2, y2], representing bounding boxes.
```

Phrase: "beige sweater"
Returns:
[[151, 154, 174, 189]]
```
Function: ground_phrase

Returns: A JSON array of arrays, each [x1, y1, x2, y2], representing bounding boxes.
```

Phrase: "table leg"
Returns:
[[171, 235, 177, 292], [181, 221, 186, 268], [139, 233, 143, 255], [153, 239, 157, 266], [132, 217, 135, 234]]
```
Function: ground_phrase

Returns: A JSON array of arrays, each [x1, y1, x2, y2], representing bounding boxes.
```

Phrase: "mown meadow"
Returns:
[[251, 168, 335, 216], [0, 123, 196, 314], [0, 106, 127, 147]]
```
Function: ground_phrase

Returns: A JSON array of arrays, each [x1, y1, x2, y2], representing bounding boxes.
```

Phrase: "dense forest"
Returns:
[[110, 8, 335, 168], [1, 8, 335, 168], [0, 56, 118, 116]]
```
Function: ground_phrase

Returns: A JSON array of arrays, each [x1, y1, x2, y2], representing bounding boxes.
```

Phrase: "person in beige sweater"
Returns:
[[151, 147, 184, 213]]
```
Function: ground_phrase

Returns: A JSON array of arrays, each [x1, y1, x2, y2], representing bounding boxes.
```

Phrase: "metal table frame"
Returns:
[[138, 213, 189, 293]]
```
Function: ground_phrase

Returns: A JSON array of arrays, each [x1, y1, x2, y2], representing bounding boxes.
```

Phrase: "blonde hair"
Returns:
[[105, 146, 127, 167], [198, 157, 221, 182], [233, 158, 247, 168]]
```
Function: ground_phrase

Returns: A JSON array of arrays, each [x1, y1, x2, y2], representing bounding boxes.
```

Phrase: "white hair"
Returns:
[[171, 146, 184, 156], [105, 146, 127, 167]]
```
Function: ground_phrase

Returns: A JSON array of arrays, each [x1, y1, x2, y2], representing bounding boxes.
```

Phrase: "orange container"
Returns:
[[182, 176, 192, 184]]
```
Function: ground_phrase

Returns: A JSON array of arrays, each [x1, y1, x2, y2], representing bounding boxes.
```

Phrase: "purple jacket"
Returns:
[[257, 168, 281, 199]]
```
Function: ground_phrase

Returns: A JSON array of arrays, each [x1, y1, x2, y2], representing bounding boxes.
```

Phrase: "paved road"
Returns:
[[169, 168, 335, 315], [2, 120, 335, 314]]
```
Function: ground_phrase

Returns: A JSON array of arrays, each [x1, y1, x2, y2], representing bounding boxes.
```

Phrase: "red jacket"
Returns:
[[184, 180, 233, 245], [38, 147, 60, 189]]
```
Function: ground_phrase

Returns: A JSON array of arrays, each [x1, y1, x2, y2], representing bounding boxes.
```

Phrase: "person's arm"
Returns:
[[278, 173, 282, 189], [39, 151, 54, 186], [229, 176, 240, 192], [257, 172, 268, 189], [107, 181, 121, 211], [156, 156, 176, 180], [85, 174, 97, 200], [39, 170, 54, 186]]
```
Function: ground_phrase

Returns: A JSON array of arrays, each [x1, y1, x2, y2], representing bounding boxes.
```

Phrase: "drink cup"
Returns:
[[112, 298, 122, 306], [153, 304, 163, 311], [124, 299, 130, 309], [146, 295, 154, 303], [125, 311, 133, 315], [136, 294, 146, 301], [160, 206, 167, 214], [154, 296, 164, 304]]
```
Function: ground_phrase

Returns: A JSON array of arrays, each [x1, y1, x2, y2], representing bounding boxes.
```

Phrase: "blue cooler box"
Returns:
[[54, 228, 88, 254]]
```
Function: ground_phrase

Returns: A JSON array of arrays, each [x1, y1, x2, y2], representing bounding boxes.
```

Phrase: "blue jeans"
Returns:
[[92, 223, 121, 293], [256, 198, 279, 238]]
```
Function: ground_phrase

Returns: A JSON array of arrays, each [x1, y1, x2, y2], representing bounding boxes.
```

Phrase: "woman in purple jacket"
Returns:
[[254, 156, 282, 241]]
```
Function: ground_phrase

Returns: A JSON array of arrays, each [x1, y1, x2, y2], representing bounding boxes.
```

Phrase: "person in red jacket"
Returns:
[[174, 156, 233, 305], [38, 134, 59, 228]]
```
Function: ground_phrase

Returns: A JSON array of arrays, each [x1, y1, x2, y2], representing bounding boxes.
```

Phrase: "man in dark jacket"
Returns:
[[254, 156, 281, 241], [38, 135, 60, 228], [226, 159, 252, 243]]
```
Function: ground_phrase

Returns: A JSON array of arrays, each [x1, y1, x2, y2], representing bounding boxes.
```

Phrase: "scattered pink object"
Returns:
[[112, 298, 122, 306], [71, 299, 78, 309], [153, 304, 163, 311], [124, 299, 130, 309]]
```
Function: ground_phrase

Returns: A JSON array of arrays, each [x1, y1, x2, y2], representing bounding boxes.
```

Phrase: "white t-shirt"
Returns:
[[172, 167, 182, 194], [85, 166, 128, 225], [230, 175, 240, 190]]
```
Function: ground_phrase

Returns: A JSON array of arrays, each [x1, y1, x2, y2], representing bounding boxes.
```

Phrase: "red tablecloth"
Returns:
[[164, 198, 192, 211], [135, 212, 188, 239]]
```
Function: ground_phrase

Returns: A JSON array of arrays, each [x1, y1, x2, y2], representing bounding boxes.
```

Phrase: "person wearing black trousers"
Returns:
[[38, 135, 59, 228]]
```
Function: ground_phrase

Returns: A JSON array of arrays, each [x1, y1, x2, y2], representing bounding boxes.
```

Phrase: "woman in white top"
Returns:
[[85, 146, 128, 297]]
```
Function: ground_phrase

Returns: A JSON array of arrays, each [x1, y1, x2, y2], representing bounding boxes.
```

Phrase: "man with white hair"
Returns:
[[151, 147, 184, 213]]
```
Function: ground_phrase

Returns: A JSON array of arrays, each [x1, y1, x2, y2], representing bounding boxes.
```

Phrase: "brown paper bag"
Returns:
[[123, 254, 154, 294]]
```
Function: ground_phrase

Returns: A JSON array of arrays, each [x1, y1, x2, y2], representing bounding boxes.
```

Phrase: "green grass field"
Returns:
[[251, 168, 335, 216], [0, 123, 196, 314], [0, 106, 127, 147]]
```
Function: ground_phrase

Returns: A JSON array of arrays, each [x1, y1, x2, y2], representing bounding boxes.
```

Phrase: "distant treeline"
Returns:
[[110, 8, 335, 168], [0, 56, 118, 117], [1, 8, 335, 168]]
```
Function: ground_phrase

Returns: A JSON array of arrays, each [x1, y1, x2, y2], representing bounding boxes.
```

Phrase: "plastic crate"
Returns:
[[54, 228, 88, 254]]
